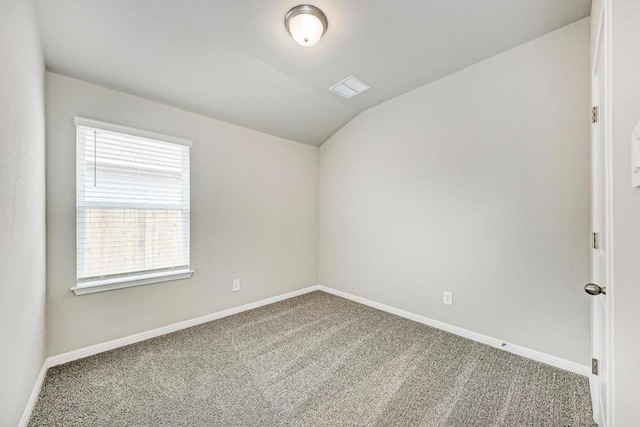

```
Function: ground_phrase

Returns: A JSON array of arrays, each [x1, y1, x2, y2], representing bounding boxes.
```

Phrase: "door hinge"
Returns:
[[592, 232, 600, 249], [592, 358, 599, 375], [592, 106, 599, 124]]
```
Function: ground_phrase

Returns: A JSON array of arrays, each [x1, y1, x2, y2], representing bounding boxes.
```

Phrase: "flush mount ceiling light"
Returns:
[[285, 5, 327, 47]]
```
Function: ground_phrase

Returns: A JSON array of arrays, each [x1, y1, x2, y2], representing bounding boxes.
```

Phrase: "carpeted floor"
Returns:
[[29, 291, 595, 426]]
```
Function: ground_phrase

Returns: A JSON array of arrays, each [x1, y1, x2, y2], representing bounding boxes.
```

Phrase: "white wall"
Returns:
[[0, 1, 47, 425], [319, 19, 591, 365], [611, 0, 640, 424], [46, 72, 318, 356]]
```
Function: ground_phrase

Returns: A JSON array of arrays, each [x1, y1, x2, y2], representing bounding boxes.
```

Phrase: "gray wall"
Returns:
[[611, 0, 640, 424], [0, 0, 47, 425], [319, 19, 591, 365], [46, 72, 318, 356]]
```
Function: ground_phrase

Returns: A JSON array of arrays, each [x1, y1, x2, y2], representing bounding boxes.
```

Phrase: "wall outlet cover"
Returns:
[[443, 291, 453, 306], [232, 279, 240, 292]]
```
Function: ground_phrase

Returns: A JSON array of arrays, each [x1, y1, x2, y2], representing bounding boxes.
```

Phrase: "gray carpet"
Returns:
[[29, 291, 595, 426]]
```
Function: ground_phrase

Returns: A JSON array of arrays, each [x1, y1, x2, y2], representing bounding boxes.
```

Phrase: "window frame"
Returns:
[[70, 117, 194, 295]]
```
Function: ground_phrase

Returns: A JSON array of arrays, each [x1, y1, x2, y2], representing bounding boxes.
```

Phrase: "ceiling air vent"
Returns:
[[329, 75, 371, 99]]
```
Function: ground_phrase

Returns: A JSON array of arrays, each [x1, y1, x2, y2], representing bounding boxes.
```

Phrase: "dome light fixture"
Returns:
[[285, 5, 328, 47]]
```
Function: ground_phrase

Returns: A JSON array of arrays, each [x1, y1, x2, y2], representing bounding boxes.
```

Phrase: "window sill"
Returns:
[[70, 269, 194, 295]]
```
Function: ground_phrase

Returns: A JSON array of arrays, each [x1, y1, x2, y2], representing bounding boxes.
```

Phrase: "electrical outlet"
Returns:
[[232, 279, 240, 292], [443, 291, 453, 306]]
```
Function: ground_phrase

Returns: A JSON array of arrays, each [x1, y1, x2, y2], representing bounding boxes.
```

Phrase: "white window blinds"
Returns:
[[75, 117, 191, 284]]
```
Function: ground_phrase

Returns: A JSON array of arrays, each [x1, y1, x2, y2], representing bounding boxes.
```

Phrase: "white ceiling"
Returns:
[[35, 0, 591, 146]]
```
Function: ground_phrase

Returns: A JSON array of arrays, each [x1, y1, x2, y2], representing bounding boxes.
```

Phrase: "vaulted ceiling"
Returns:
[[35, 0, 591, 146]]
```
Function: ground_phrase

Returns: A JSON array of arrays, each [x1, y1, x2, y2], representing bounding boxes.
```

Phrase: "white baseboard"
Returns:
[[18, 361, 49, 427], [317, 285, 590, 377], [47, 285, 320, 368]]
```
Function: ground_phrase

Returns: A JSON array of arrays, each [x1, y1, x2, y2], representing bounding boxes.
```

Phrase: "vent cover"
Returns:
[[329, 75, 371, 99]]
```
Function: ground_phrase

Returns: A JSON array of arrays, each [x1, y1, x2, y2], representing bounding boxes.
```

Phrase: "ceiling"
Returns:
[[35, 0, 591, 146]]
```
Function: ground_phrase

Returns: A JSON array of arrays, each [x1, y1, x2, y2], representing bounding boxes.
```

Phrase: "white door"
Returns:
[[589, 13, 612, 426]]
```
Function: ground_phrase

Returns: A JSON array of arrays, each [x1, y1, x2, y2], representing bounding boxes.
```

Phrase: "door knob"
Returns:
[[585, 283, 607, 295]]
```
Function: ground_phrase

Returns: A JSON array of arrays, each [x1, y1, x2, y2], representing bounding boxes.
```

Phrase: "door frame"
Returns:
[[590, 1, 615, 426]]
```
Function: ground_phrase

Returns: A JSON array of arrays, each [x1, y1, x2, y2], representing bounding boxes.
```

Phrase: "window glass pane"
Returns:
[[78, 209, 189, 279]]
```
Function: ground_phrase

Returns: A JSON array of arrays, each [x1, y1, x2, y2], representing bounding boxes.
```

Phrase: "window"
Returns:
[[71, 117, 193, 295]]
